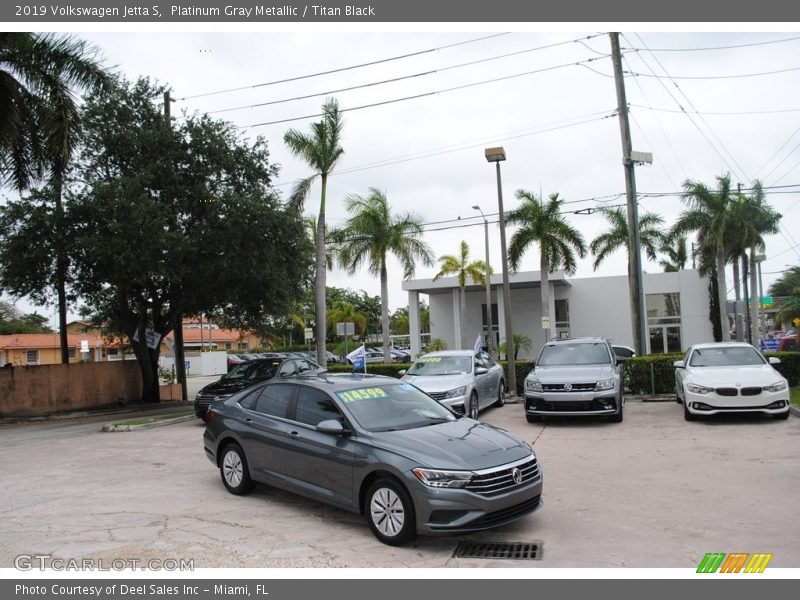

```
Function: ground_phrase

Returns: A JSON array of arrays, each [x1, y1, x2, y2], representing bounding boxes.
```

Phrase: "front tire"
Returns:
[[526, 414, 542, 423], [609, 402, 624, 423], [774, 410, 790, 420], [684, 402, 698, 421], [219, 443, 254, 495], [468, 392, 479, 420], [494, 381, 505, 408], [365, 478, 417, 546]]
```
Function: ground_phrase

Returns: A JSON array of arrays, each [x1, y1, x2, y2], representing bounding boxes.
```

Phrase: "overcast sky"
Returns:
[[5, 26, 800, 324]]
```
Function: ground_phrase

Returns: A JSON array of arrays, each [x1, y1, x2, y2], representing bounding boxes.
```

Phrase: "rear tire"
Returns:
[[219, 442, 254, 495], [494, 381, 505, 408], [365, 478, 417, 546]]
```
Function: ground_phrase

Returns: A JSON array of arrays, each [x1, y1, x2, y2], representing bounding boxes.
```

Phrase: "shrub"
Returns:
[[765, 351, 800, 386], [622, 354, 683, 395]]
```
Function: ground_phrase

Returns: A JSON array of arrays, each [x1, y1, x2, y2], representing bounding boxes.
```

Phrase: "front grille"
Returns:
[[530, 398, 615, 412], [466, 457, 540, 497], [740, 387, 762, 396], [195, 394, 215, 406], [463, 495, 542, 529], [427, 392, 448, 401], [716, 387, 738, 396], [542, 382, 595, 392], [453, 540, 542, 560]]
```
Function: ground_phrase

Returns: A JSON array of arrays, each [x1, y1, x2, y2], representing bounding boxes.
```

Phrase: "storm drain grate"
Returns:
[[453, 541, 542, 560]]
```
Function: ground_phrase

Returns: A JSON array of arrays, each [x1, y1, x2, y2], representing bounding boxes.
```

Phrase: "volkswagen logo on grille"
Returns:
[[563, 383, 572, 391], [512, 467, 523, 484]]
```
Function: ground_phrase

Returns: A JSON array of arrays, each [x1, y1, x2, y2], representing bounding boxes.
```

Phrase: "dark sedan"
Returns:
[[203, 373, 543, 545], [194, 356, 324, 418]]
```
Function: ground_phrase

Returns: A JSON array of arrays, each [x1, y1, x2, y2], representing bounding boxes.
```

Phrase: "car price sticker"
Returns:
[[417, 357, 442, 363], [337, 387, 389, 402]]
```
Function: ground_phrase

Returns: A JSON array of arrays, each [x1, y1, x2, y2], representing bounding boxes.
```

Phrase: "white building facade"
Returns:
[[402, 269, 714, 360]]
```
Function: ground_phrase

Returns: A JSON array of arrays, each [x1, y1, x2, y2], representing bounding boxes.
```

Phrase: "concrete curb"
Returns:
[[101, 414, 195, 432], [0, 401, 192, 425]]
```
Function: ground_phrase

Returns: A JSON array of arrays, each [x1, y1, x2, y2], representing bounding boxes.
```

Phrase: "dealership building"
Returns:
[[401, 269, 714, 360]]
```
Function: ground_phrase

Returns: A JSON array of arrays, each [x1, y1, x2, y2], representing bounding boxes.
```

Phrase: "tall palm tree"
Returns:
[[733, 181, 781, 343], [327, 300, 367, 340], [505, 191, 586, 341], [1, 33, 109, 363], [335, 188, 433, 362], [673, 175, 736, 342], [433, 240, 491, 350], [658, 234, 688, 272], [283, 98, 344, 365], [590, 206, 665, 271]]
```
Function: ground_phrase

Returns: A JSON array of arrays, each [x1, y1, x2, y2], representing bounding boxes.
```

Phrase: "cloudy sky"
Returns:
[[6, 25, 800, 321]]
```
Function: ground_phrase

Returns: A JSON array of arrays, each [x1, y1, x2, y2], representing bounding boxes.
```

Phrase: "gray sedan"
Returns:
[[203, 373, 543, 545], [399, 350, 505, 419]]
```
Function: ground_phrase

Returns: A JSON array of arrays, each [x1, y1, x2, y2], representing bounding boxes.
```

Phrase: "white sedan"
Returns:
[[674, 342, 790, 421]]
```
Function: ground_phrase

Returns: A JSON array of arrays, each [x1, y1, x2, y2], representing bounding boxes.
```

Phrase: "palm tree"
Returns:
[[733, 182, 781, 343], [283, 98, 345, 365], [335, 188, 434, 362], [770, 266, 800, 336], [433, 240, 491, 350], [1, 33, 110, 364], [327, 301, 368, 355], [505, 191, 587, 341], [673, 175, 736, 342], [659, 234, 688, 272]]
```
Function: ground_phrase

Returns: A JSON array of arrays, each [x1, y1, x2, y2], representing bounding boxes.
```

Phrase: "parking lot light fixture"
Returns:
[[484, 146, 515, 397]]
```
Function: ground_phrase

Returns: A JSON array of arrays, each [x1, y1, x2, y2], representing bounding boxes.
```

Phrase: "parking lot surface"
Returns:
[[1, 400, 798, 568]]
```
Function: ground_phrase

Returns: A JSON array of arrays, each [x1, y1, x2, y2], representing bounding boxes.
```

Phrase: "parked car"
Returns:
[[391, 348, 412, 363], [226, 353, 247, 371], [203, 373, 543, 545], [194, 356, 325, 418], [523, 337, 624, 423], [612, 345, 636, 360], [399, 350, 505, 418], [776, 336, 798, 352], [674, 342, 790, 421], [348, 350, 392, 364]]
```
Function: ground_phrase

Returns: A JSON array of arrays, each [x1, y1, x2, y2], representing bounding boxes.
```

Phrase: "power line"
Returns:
[[759, 135, 800, 182], [625, 65, 800, 80], [177, 32, 511, 101], [621, 35, 800, 53], [630, 103, 800, 116]]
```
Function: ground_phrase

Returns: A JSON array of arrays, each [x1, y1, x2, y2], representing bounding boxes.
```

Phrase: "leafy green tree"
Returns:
[[335, 188, 433, 362], [506, 191, 586, 341], [673, 174, 736, 342], [433, 240, 490, 350], [0, 300, 53, 334], [326, 287, 382, 339], [58, 77, 311, 402], [1, 33, 110, 363], [327, 300, 368, 344], [283, 98, 345, 365], [659, 234, 689, 272]]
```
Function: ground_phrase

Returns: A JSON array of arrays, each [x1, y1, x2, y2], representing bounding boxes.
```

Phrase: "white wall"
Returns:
[[160, 351, 227, 377]]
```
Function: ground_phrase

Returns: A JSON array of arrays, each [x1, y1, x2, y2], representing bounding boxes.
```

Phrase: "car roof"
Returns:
[[689, 342, 758, 350], [545, 337, 609, 345], [416, 350, 476, 358], [282, 372, 399, 391]]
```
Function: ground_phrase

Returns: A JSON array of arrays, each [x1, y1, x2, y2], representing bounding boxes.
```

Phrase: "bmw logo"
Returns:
[[512, 467, 523, 484]]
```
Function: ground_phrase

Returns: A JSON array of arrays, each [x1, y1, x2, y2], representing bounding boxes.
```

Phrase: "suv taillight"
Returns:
[[203, 409, 215, 423]]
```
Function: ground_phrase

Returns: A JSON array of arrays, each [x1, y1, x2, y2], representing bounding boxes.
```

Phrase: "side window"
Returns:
[[297, 359, 316, 374], [481, 352, 496, 367], [294, 387, 342, 427], [278, 360, 297, 377], [255, 384, 295, 418], [239, 388, 262, 411]]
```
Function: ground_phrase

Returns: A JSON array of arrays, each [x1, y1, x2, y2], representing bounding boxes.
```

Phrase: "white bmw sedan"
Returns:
[[674, 342, 790, 421]]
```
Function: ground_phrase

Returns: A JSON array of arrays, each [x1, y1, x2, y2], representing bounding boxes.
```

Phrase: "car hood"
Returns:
[[370, 419, 531, 471], [685, 364, 785, 386], [400, 373, 472, 393], [530, 364, 615, 383], [199, 378, 262, 396]]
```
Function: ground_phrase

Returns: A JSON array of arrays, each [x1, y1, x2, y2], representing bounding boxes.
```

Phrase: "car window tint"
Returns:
[[278, 360, 297, 377], [253, 362, 279, 379], [238, 388, 262, 411], [255, 384, 294, 418], [482, 352, 496, 367], [295, 387, 342, 427]]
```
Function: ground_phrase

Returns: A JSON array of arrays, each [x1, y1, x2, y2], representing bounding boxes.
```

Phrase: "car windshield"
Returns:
[[689, 347, 765, 367], [224, 360, 281, 380], [405, 355, 471, 376], [538, 343, 611, 366], [337, 383, 458, 432]]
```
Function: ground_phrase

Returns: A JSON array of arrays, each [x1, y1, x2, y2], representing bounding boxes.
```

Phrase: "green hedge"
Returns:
[[324, 360, 532, 395], [621, 351, 800, 395]]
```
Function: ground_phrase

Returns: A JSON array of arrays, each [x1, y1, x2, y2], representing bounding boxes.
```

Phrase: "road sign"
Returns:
[[336, 322, 355, 336], [304, 327, 313, 341], [760, 296, 773, 308]]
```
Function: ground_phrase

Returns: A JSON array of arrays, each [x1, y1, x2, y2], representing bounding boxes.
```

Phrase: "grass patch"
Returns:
[[791, 387, 800, 407]]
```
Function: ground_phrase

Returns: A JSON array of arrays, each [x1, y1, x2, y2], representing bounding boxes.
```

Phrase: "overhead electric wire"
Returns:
[[630, 103, 800, 116], [621, 35, 800, 52], [177, 32, 511, 101], [758, 135, 800, 182], [624, 65, 800, 80]]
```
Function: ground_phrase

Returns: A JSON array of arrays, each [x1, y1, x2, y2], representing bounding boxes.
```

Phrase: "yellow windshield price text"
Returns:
[[338, 387, 388, 402]]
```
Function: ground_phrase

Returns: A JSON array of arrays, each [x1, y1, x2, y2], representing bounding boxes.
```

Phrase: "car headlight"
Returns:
[[525, 379, 543, 393], [443, 386, 468, 398], [412, 467, 473, 488], [764, 380, 787, 392], [686, 383, 713, 394], [595, 378, 616, 391]]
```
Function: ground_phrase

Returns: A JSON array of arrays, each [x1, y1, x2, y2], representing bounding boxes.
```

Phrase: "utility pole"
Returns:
[[164, 90, 187, 402], [610, 33, 647, 356]]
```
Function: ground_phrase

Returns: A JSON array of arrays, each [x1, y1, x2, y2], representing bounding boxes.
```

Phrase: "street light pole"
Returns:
[[485, 147, 516, 397], [472, 205, 494, 356]]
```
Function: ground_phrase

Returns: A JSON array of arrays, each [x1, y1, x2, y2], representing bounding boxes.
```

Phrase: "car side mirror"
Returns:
[[768, 357, 781, 365], [475, 367, 488, 375], [673, 360, 685, 368], [316, 419, 349, 436], [398, 369, 407, 376]]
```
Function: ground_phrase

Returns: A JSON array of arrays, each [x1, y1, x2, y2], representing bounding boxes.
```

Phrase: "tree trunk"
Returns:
[[53, 173, 70, 364], [459, 285, 468, 349], [381, 262, 391, 362], [540, 253, 554, 343], [716, 244, 730, 341], [315, 174, 328, 365], [732, 259, 742, 341], [132, 322, 160, 403], [749, 247, 760, 345]]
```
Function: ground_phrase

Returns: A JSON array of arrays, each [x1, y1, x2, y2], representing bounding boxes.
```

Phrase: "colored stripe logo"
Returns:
[[697, 552, 772, 573]]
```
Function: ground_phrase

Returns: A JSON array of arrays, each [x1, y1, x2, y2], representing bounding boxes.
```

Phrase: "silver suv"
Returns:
[[524, 337, 624, 423]]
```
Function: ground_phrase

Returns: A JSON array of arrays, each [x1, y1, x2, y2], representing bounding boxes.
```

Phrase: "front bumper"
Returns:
[[684, 388, 790, 416], [407, 455, 544, 535], [525, 391, 620, 416]]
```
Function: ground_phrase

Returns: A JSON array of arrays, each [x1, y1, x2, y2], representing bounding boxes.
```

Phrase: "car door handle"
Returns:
[[289, 430, 299, 436]]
